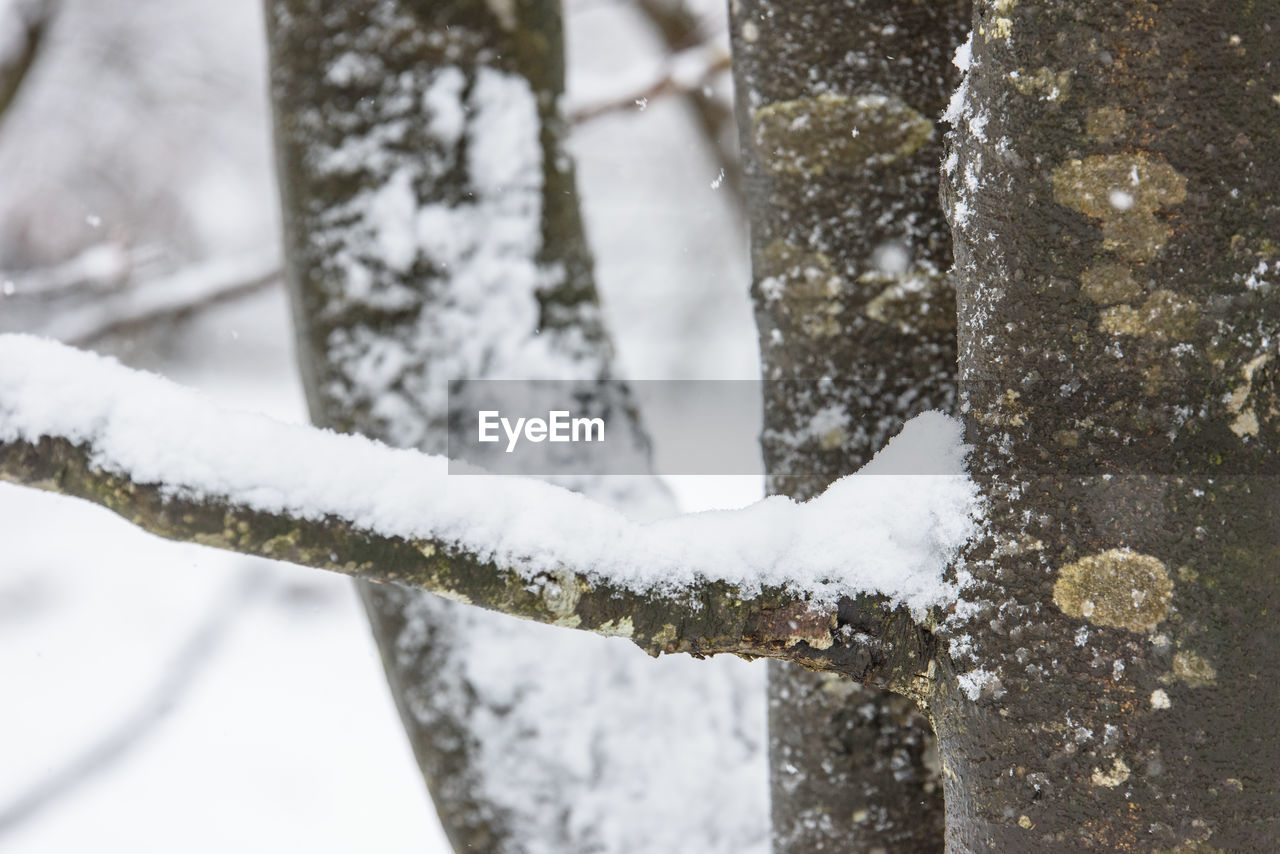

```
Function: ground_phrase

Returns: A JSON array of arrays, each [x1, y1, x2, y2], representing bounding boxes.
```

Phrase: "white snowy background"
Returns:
[[0, 0, 766, 850]]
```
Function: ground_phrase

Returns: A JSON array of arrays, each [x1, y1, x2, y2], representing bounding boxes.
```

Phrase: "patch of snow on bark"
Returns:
[[368, 168, 419, 274], [957, 667, 1003, 701], [942, 33, 973, 126], [313, 66, 580, 450], [422, 67, 466, 146], [952, 30, 972, 73]]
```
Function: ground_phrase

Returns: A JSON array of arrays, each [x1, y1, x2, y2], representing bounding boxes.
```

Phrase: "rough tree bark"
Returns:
[[264, 1, 765, 852], [936, 0, 1280, 849], [730, 0, 967, 850]]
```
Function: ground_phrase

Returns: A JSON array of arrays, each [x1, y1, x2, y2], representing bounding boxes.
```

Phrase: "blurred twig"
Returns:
[[64, 257, 280, 348], [631, 0, 708, 51], [3, 250, 281, 346], [566, 0, 741, 203], [3, 242, 136, 298], [628, 0, 743, 206], [0, 568, 266, 837], [0, 0, 57, 125], [569, 47, 730, 123]]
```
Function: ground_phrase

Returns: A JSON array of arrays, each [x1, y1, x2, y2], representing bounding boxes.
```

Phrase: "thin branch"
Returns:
[[0, 568, 264, 836], [0, 336, 973, 684], [0, 0, 55, 124], [1, 243, 135, 299], [631, 0, 709, 52], [0, 435, 843, 664], [567, 41, 742, 202], [2, 249, 280, 345], [21, 252, 281, 347], [626, 0, 744, 202], [568, 47, 730, 124], [65, 261, 280, 348]]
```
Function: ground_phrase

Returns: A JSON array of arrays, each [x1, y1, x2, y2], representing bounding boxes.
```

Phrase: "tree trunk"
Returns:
[[265, 1, 765, 851], [730, 1, 967, 850], [937, 0, 1280, 848]]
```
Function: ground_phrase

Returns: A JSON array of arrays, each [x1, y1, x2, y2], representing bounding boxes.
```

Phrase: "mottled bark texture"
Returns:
[[264, 2, 770, 852], [730, 0, 967, 850], [937, 0, 1280, 850]]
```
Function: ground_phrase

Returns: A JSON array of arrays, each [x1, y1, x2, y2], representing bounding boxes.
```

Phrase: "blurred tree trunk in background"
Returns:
[[730, 1, 967, 850], [265, 1, 765, 852]]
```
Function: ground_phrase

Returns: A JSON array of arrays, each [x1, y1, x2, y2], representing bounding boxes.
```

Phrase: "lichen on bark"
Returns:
[[1052, 549, 1173, 633], [732, 1, 968, 850], [751, 93, 934, 176], [939, 0, 1280, 848], [1052, 153, 1188, 261]]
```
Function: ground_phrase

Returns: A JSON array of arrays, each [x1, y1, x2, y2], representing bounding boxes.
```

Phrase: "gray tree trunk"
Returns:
[[729, 1, 967, 850], [265, 1, 765, 852], [937, 0, 1280, 849]]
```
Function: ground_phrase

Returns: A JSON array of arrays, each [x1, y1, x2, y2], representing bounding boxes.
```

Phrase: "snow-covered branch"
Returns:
[[0, 335, 977, 678]]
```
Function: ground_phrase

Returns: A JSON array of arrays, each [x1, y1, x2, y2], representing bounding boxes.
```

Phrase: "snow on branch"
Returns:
[[0, 335, 978, 673]]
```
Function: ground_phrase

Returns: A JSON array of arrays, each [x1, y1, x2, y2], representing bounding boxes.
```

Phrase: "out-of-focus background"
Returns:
[[0, 0, 763, 850]]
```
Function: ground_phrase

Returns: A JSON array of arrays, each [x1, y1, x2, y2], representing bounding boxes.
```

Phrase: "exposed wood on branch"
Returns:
[[0, 431, 930, 681]]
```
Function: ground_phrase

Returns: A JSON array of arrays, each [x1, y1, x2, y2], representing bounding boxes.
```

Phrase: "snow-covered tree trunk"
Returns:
[[264, 1, 766, 851], [937, 0, 1280, 848], [730, 1, 967, 849]]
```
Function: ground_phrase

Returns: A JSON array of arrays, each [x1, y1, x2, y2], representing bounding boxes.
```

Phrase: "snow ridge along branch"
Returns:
[[0, 335, 977, 681]]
